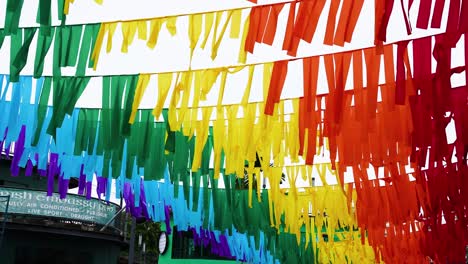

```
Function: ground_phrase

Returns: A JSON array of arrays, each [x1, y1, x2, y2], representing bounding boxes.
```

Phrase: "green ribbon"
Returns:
[[52, 27, 62, 77], [144, 119, 167, 181], [0, 29, 6, 50], [4, 0, 25, 35], [61, 25, 83, 67], [36, 0, 52, 28], [121, 75, 138, 136], [76, 24, 101, 76], [10, 28, 38, 82], [98, 75, 139, 178], [99, 76, 112, 153], [184, 136, 195, 207], [192, 134, 213, 211], [172, 131, 190, 197], [34, 27, 55, 78], [53, 25, 84, 76], [137, 111, 153, 168], [202, 173, 210, 229], [57, 0, 66, 23], [163, 110, 175, 153], [74, 109, 99, 155], [46, 76, 90, 139], [32, 77, 52, 146]]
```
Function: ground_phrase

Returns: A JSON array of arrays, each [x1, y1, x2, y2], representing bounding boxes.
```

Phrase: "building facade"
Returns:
[[0, 159, 125, 264]]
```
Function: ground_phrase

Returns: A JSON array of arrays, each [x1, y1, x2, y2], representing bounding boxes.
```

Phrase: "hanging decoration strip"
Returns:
[[0, 32, 467, 263], [14, 33, 463, 173], [244, 0, 467, 55], [1, 24, 101, 81], [61, 0, 462, 54], [1, 5, 251, 79], [1, 0, 460, 81], [127, 169, 380, 263], [90, 8, 251, 70], [5, 0, 68, 33], [243, 0, 364, 55], [0, 82, 382, 262]]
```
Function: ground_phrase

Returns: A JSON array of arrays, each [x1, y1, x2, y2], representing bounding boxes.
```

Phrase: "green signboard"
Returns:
[[0, 187, 118, 225]]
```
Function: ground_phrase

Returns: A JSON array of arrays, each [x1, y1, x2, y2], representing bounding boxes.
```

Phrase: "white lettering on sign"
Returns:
[[0, 187, 118, 225]]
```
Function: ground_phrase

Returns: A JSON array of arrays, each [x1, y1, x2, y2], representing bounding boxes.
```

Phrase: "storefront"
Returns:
[[0, 159, 125, 264]]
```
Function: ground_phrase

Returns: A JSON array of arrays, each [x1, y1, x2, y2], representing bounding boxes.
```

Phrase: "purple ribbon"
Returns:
[[78, 164, 86, 195], [10, 126, 26, 176], [47, 153, 59, 196]]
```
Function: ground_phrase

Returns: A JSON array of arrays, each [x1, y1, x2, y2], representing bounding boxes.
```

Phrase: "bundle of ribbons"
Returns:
[[1, 0, 468, 263]]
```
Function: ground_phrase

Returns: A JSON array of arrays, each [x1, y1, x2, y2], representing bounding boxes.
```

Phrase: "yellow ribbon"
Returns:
[[241, 65, 255, 107], [238, 16, 250, 64], [191, 107, 213, 171], [213, 107, 225, 179], [211, 11, 234, 60], [129, 74, 151, 124], [189, 14, 203, 64], [230, 9, 242, 39], [152, 73, 173, 120]]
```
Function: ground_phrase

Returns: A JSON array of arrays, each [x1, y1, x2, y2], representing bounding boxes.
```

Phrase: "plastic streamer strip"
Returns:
[[60, 0, 453, 57], [2, 1, 464, 82], [0, 33, 466, 264], [119, 167, 378, 263], [0, 13, 250, 79]]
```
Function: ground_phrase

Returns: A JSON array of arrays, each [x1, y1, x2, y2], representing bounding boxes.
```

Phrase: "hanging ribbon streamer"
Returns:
[[37, 0, 52, 28], [10, 28, 38, 82], [264, 61, 288, 115], [4, 0, 25, 36], [34, 27, 56, 78], [46, 76, 90, 139]]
